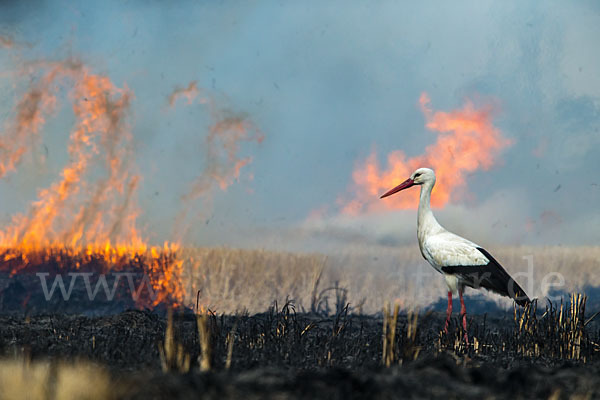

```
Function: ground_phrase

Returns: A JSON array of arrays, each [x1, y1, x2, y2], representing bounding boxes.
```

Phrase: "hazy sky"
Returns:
[[1, 1, 599, 250]]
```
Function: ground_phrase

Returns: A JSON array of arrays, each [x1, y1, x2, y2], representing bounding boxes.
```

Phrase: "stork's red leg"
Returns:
[[444, 291, 452, 334], [459, 288, 469, 344]]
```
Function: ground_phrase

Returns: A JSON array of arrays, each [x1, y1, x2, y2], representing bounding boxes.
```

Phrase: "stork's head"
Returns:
[[380, 167, 435, 199]]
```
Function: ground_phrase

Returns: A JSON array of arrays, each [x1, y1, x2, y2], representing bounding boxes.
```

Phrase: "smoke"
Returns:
[[0, 1, 598, 249], [0, 35, 13, 49], [211, 187, 532, 253], [0, 61, 58, 178], [167, 82, 264, 241], [168, 81, 201, 107]]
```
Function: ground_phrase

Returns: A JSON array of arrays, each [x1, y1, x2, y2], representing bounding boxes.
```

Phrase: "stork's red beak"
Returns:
[[380, 178, 415, 199]]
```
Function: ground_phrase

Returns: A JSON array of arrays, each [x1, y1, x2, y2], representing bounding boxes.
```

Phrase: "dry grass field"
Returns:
[[180, 245, 600, 314]]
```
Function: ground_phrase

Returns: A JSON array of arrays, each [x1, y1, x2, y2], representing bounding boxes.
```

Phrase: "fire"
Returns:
[[0, 66, 265, 311], [0, 59, 185, 308], [0, 60, 140, 249], [341, 93, 512, 214]]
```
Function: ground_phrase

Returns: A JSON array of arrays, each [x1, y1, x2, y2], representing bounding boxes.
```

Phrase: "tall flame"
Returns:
[[0, 59, 142, 249], [0, 59, 186, 307], [341, 93, 512, 214], [0, 65, 266, 309]]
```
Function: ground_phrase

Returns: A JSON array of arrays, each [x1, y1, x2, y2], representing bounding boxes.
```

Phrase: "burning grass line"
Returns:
[[1, 243, 186, 308]]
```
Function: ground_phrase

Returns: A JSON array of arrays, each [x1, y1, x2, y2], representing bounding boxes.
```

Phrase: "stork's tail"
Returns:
[[477, 247, 530, 307]]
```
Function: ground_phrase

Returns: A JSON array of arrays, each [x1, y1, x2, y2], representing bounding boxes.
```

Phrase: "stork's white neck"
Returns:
[[417, 180, 443, 245]]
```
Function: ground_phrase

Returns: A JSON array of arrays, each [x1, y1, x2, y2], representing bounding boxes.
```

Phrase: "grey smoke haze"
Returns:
[[0, 1, 599, 251]]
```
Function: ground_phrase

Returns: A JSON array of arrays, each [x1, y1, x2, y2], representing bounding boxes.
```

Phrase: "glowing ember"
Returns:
[[341, 93, 512, 214]]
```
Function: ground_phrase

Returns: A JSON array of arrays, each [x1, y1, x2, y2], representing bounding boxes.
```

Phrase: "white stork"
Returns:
[[381, 167, 529, 342]]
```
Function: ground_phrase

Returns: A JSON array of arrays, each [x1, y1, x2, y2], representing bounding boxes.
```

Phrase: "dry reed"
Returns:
[[158, 308, 191, 373], [178, 246, 600, 314], [382, 302, 399, 367]]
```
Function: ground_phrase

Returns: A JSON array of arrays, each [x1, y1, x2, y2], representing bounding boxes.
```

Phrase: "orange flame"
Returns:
[[0, 66, 265, 309], [341, 93, 512, 214], [0, 60, 142, 249], [0, 60, 185, 307]]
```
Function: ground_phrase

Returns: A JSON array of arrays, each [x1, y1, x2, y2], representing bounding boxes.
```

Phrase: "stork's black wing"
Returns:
[[441, 247, 530, 306]]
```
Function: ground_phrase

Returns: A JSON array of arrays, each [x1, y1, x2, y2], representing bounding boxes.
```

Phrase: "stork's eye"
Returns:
[[413, 173, 421, 179]]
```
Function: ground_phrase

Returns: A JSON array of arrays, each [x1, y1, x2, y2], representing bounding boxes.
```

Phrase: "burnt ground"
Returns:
[[1, 305, 599, 399]]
